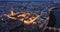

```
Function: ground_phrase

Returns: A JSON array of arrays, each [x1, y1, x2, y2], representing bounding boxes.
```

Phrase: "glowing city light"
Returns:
[[10, 10, 15, 17], [4, 10, 40, 25]]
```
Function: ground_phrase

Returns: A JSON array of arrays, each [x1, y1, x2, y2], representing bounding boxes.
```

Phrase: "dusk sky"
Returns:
[[0, 0, 60, 2]]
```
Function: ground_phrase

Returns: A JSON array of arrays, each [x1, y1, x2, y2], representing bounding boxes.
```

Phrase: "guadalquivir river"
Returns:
[[53, 9, 60, 28]]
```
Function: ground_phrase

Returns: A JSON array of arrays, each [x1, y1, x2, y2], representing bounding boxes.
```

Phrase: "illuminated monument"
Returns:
[[4, 9, 40, 25]]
